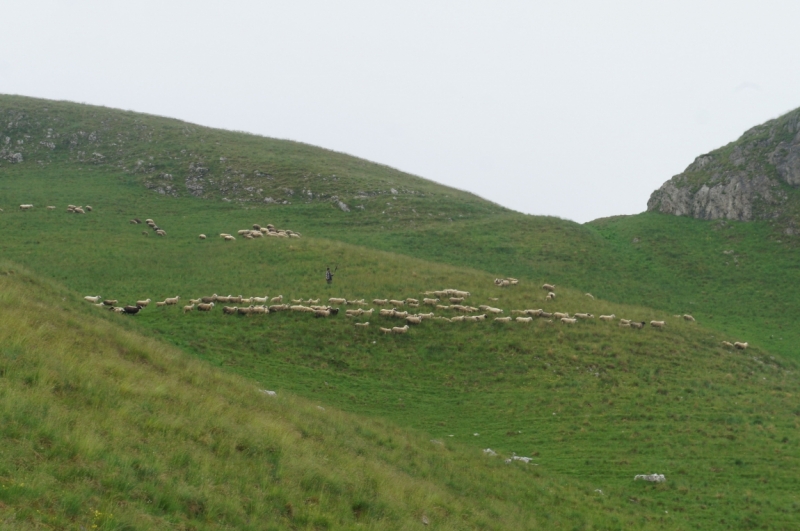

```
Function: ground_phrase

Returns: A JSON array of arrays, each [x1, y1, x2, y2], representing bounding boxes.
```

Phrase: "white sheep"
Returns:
[[271, 295, 283, 303], [198, 303, 215, 312], [650, 320, 666, 328], [199, 234, 206, 240], [546, 292, 556, 301], [423, 298, 439, 305], [84, 295, 102, 303], [585, 293, 594, 299], [373, 298, 388, 305], [721, 341, 734, 348], [355, 322, 370, 327], [683, 314, 696, 322], [599, 314, 615, 321], [224, 235, 236, 241], [389, 299, 405, 306], [515, 316, 533, 323], [406, 315, 422, 325], [156, 301, 167, 307], [380, 327, 393, 334], [734, 341, 749, 350], [392, 325, 409, 334], [541, 283, 555, 292], [164, 296, 180, 305], [183, 304, 195, 313], [47, 205, 56, 210], [574, 313, 594, 319], [19, 204, 34, 210], [553, 312, 569, 319], [634, 474, 665, 483], [329, 297, 346, 305], [494, 316, 512, 322], [561, 317, 577, 325]]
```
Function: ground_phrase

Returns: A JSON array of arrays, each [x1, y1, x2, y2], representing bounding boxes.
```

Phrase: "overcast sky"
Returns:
[[3, 1, 800, 222]]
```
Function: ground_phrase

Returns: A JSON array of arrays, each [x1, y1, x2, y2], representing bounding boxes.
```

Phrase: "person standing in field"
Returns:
[[326, 267, 334, 284]]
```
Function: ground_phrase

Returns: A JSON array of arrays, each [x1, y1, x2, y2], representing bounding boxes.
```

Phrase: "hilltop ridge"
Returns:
[[0, 94, 505, 222], [647, 106, 800, 233]]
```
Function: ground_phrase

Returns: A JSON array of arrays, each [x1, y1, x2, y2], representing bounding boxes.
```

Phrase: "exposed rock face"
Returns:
[[648, 107, 800, 221]]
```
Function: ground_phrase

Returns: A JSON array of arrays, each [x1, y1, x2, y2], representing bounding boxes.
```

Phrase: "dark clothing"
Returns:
[[326, 269, 333, 284]]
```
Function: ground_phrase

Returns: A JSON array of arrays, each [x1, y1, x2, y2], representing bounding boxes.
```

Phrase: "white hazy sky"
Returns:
[[2, 1, 800, 222]]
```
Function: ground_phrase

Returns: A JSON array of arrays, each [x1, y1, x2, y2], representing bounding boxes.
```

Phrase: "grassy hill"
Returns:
[[1, 95, 800, 529], [3, 262, 646, 530]]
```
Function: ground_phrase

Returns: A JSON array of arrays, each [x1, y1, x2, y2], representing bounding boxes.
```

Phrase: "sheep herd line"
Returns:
[[83, 284, 749, 348]]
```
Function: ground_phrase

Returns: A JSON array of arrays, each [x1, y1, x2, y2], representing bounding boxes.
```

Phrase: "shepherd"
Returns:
[[326, 266, 336, 284]]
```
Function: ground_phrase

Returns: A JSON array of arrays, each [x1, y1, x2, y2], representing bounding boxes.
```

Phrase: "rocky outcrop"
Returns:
[[648, 107, 800, 221]]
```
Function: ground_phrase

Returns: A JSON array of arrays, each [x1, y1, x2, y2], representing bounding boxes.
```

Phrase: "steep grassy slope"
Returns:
[[2, 262, 660, 530], [2, 168, 800, 528]]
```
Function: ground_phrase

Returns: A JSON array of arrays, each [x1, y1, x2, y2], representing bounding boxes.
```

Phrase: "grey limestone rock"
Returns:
[[647, 107, 800, 221]]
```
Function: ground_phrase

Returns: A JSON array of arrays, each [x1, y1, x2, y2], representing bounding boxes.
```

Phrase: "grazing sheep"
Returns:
[[199, 234, 206, 240], [619, 322, 631, 328], [423, 298, 439, 305], [240, 297, 253, 305], [291, 298, 303, 304], [734, 342, 749, 350], [435, 304, 450, 310], [389, 299, 405, 307], [122, 305, 140, 314], [392, 325, 410, 334], [599, 314, 615, 321], [223, 306, 238, 315], [84, 295, 102, 303], [156, 229, 166, 236], [545, 292, 556, 301], [314, 308, 331, 317], [515, 316, 533, 323], [650, 320, 666, 328], [183, 304, 195, 313], [252, 296, 268, 304], [449, 297, 464, 303], [630, 321, 645, 329], [129, 219, 140, 224], [392, 310, 408, 319], [156, 301, 167, 307], [539, 311, 553, 318], [200, 295, 217, 303], [619, 319, 631, 325], [238, 306, 254, 315], [553, 312, 569, 319], [329, 297, 346, 305], [46, 205, 56, 210], [406, 298, 419, 304], [486, 307, 503, 314], [525, 309, 543, 317], [85, 206, 93, 212], [142, 231, 148, 236], [224, 235, 236, 241], [451, 316, 465, 322], [379, 309, 394, 317], [634, 474, 666, 483], [380, 327, 393, 334], [355, 322, 370, 328], [406, 315, 422, 325], [373, 298, 388, 305], [306, 298, 320, 304], [415, 312, 433, 319], [683, 314, 696, 322], [216, 295, 230, 303], [270, 295, 283, 303], [721, 341, 734, 348], [269, 304, 289, 312], [561, 317, 577, 325], [291, 305, 313, 312], [541, 283, 556, 292], [164, 296, 180, 305], [198, 303, 215, 312], [574, 313, 594, 319], [19, 204, 34, 210], [408, 302, 419, 308], [102, 299, 118, 306], [345, 308, 364, 317], [251, 305, 267, 314], [585, 293, 594, 299], [494, 316, 512, 322], [189, 299, 202, 305]]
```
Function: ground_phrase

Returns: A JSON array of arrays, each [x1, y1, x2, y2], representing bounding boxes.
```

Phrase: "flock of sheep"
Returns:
[[211, 223, 301, 241], [81, 282, 749, 348], [18, 203, 93, 213]]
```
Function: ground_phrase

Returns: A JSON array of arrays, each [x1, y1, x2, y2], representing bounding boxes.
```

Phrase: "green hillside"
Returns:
[[2, 95, 800, 529], [3, 262, 641, 530]]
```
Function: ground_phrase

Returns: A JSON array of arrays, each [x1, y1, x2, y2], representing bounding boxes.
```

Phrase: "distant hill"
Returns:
[[647, 106, 800, 235], [0, 93, 506, 221]]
